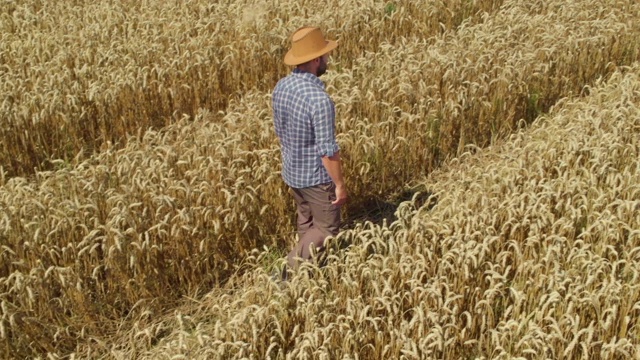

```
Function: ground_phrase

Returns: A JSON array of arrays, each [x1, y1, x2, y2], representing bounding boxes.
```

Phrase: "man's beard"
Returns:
[[317, 57, 328, 77]]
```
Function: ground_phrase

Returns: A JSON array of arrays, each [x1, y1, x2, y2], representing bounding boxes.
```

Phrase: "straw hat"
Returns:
[[284, 27, 337, 66]]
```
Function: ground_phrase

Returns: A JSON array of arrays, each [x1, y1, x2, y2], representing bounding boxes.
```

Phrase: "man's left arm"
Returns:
[[313, 96, 347, 205]]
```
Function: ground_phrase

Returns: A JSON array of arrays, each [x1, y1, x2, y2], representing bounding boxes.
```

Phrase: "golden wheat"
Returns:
[[1, 0, 640, 358], [111, 62, 640, 359], [0, 0, 503, 177]]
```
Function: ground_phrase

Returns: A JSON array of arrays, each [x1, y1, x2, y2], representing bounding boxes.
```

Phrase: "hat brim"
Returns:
[[284, 40, 338, 66]]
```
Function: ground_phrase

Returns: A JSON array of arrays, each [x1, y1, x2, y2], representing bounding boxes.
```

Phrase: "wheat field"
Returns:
[[119, 62, 640, 360], [1, 0, 639, 358]]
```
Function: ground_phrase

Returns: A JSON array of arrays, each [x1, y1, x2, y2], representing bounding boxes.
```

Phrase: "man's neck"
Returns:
[[295, 66, 317, 77]]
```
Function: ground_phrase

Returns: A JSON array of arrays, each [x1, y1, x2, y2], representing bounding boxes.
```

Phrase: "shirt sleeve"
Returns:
[[312, 95, 340, 157]]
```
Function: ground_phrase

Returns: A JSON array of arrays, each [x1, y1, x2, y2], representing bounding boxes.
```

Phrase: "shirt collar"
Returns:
[[292, 68, 325, 88]]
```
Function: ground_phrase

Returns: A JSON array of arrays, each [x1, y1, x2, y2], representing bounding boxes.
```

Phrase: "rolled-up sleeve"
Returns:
[[313, 96, 340, 157]]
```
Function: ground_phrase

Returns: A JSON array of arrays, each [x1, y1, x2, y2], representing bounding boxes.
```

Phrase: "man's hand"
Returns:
[[332, 184, 348, 205]]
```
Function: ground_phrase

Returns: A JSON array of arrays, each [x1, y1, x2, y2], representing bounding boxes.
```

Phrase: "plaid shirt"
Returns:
[[272, 68, 340, 188]]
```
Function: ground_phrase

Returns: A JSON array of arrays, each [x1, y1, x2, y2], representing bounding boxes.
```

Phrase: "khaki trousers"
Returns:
[[287, 182, 341, 269]]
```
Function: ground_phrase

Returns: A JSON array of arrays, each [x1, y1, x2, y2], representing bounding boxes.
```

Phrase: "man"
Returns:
[[272, 27, 347, 274]]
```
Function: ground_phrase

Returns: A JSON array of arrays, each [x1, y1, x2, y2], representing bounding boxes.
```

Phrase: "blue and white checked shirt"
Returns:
[[272, 68, 340, 189]]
